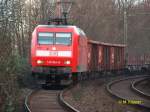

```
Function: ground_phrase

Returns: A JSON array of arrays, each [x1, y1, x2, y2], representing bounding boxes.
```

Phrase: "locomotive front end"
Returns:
[[31, 25, 76, 83]]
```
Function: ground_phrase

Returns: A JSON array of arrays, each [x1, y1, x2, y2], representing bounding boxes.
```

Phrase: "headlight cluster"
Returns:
[[36, 60, 71, 65], [64, 60, 71, 65], [37, 60, 44, 64]]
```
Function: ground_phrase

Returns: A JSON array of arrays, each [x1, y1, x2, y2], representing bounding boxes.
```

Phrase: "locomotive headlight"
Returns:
[[64, 60, 71, 65], [37, 60, 44, 64]]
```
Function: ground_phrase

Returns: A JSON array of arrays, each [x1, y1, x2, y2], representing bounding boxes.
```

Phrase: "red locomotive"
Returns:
[[31, 25, 125, 84]]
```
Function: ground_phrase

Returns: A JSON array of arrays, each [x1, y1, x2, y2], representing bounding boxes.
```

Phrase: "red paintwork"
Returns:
[[87, 40, 125, 71], [31, 25, 88, 73]]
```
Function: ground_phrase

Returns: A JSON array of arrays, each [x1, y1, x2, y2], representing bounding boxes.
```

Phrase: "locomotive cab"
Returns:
[[31, 25, 87, 84]]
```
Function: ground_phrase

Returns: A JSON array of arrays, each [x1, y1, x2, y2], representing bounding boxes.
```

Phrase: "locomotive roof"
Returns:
[[88, 40, 126, 47], [35, 25, 86, 36], [36, 25, 77, 28]]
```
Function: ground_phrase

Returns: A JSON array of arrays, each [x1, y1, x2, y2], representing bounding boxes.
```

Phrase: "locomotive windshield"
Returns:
[[38, 33, 54, 44], [38, 32, 71, 45], [56, 33, 71, 45]]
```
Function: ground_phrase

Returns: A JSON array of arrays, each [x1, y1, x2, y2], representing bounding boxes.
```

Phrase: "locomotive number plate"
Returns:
[[49, 51, 58, 56]]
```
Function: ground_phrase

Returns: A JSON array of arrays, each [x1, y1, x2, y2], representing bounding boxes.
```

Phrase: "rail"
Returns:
[[131, 77, 150, 99], [24, 86, 80, 112], [106, 75, 150, 109]]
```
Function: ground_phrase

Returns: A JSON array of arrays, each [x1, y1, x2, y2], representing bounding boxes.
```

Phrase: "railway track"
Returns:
[[25, 74, 149, 112], [107, 75, 150, 109], [25, 89, 66, 112], [25, 85, 79, 112], [132, 77, 150, 98]]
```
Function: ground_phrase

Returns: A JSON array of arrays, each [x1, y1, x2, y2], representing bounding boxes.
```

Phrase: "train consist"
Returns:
[[31, 25, 125, 84]]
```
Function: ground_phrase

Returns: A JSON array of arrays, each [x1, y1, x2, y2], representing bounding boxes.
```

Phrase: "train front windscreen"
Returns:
[[38, 32, 72, 46]]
